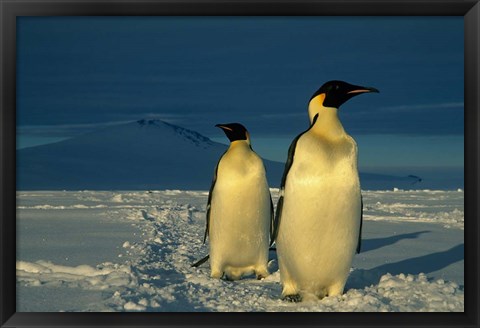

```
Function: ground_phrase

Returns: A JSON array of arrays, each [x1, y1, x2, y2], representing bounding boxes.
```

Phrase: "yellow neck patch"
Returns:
[[308, 93, 328, 123], [312, 92, 326, 104]]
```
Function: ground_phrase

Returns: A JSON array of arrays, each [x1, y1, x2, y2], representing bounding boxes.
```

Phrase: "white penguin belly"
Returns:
[[277, 133, 361, 297], [209, 148, 270, 279]]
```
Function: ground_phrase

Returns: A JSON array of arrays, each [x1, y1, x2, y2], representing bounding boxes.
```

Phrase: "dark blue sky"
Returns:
[[17, 16, 464, 169]]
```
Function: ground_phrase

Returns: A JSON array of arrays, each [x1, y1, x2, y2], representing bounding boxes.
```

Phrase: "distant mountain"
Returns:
[[17, 119, 284, 190], [17, 119, 422, 190]]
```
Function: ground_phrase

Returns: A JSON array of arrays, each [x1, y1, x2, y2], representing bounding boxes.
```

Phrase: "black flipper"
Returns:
[[269, 194, 275, 245], [270, 114, 319, 247], [191, 255, 210, 267], [270, 195, 283, 247], [204, 152, 226, 244], [356, 194, 363, 254]]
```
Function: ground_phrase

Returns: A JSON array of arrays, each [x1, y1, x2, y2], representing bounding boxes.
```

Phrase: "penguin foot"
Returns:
[[282, 294, 302, 303], [224, 273, 242, 281], [224, 275, 234, 281], [255, 268, 269, 280], [210, 270, 223, 279]]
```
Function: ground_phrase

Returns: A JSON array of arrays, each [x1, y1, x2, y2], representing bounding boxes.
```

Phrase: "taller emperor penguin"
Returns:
[[205, 123, 273, 281], [272, 80, 379, 301]]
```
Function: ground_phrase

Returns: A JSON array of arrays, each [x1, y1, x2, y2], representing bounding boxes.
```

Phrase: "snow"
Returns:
[[16, 189, 464, 312], [362, 189, 464, 229]]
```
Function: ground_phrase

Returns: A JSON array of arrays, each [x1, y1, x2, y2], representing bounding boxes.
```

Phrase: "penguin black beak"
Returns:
[[347, 86, 380, 94]]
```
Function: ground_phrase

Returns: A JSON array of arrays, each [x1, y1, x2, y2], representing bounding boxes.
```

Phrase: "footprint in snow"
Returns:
[[141, 210, 155, 221]]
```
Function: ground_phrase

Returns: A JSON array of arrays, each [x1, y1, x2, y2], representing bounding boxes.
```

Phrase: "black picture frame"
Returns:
[[1, 0, 478, 327]]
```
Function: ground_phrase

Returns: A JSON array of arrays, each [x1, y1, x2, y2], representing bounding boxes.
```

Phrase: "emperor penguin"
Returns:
[[272, 80, 379, 301], [204, 123, 273, 280]]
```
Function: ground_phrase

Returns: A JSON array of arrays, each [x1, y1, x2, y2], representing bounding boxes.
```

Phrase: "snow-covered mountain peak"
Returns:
[[135, 119, 216, 148], [136, 118, 158, 126], [17, 119, 234, 190]]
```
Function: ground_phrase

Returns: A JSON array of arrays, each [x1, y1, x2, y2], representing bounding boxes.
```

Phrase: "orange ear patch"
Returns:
[[315, 93, 326, 102], [310, 93, 326, 106]]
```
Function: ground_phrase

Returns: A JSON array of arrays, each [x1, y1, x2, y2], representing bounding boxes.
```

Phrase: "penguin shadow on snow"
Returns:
[[360, 230, 431, 253], [346, 243, 464, 291], [268, 248, 280, 272]]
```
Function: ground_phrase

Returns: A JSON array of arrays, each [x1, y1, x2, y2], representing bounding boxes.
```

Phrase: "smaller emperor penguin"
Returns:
[[272, 81, 379, 301], [205, 123, 273, 281]]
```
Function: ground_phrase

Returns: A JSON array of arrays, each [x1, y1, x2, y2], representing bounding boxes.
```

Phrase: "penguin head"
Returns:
[[215, 123, 250, 144], [310, 80, 379, 109]]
